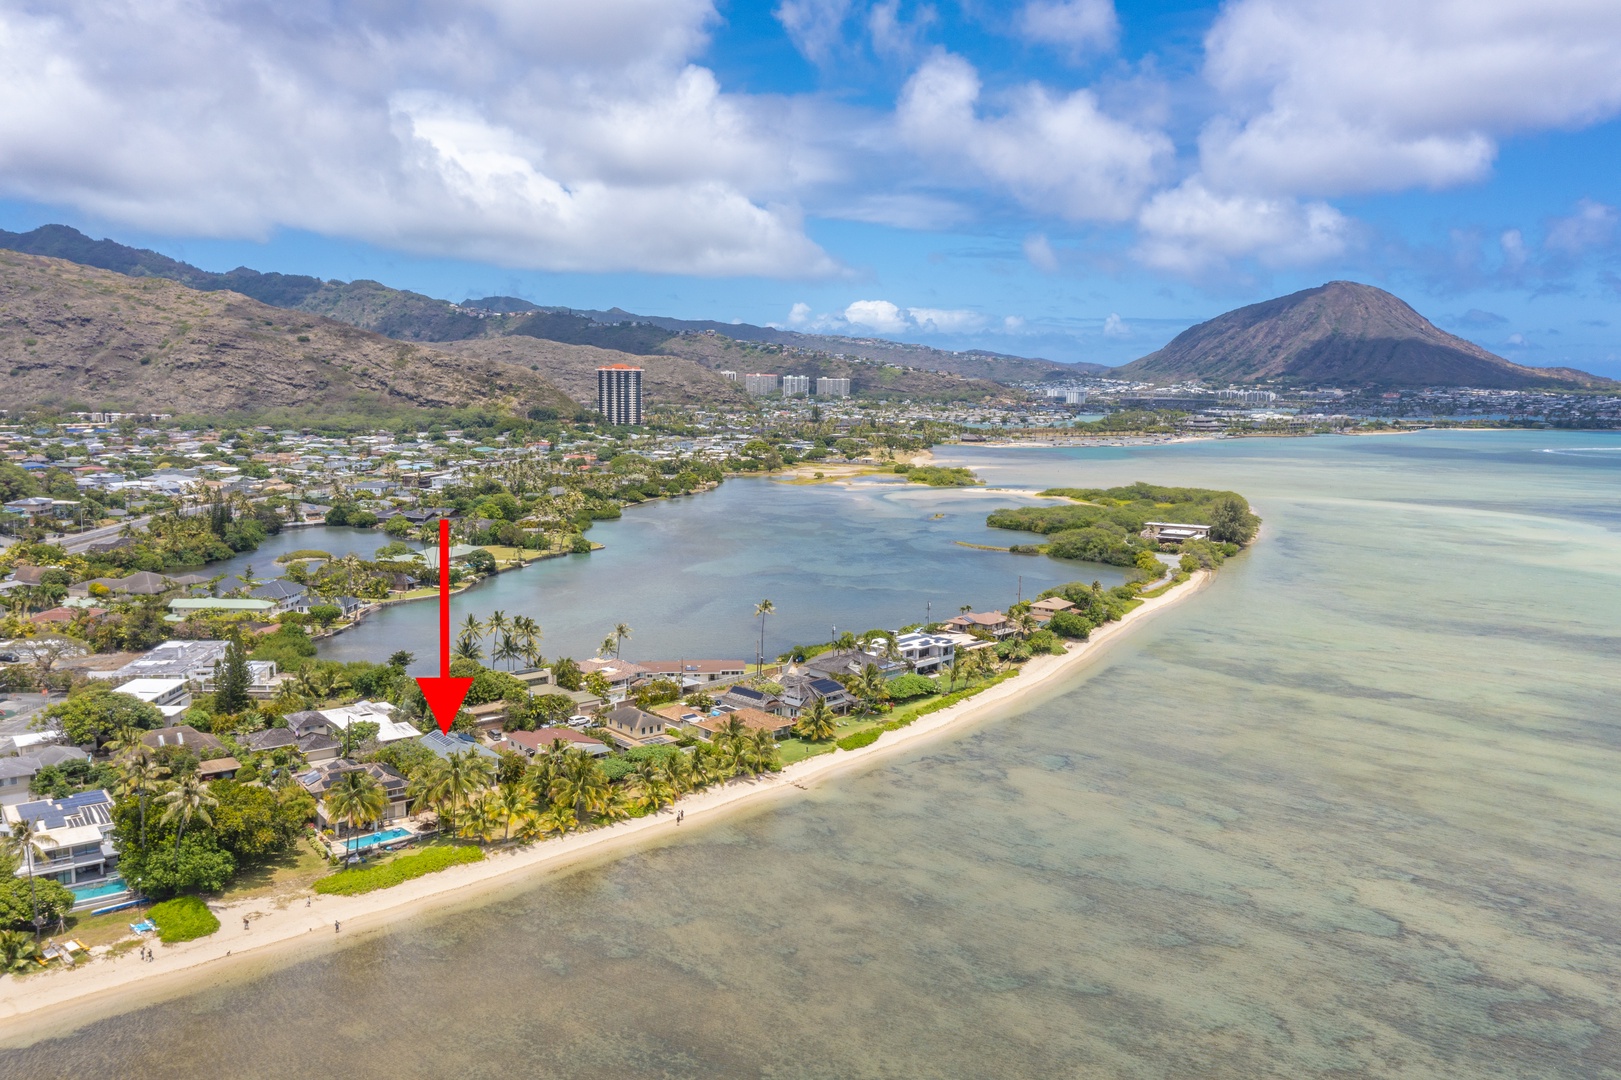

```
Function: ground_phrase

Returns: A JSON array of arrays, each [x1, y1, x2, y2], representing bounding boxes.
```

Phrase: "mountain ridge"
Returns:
[[0, 251, 577, 417], [0, 225, 1098, 384], [1120, 281, 1608, 390]]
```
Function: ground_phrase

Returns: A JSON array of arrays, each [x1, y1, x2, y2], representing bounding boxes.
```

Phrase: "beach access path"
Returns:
[[0, 569, 1213, 1045]]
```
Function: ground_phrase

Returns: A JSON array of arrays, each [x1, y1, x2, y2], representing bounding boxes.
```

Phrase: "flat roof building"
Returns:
[[596, 364, 643, 426]]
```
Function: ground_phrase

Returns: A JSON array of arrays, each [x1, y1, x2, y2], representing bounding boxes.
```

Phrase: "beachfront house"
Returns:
[[659, 704, 795, 741], [887, 632, 956, 674], [943, 611, 1017, 639], [1142, 521, 1212, 544], [777, 674, 854, 717], [1029, 597, 1074, 623], [802, 649, 905, 682], [298, 760, 410, 827], [2, 789, 118, 891]]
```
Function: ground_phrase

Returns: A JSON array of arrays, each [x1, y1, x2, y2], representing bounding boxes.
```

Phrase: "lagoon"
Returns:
[[5, 430, 1619, 1078], [316, 474, 1102, 671]]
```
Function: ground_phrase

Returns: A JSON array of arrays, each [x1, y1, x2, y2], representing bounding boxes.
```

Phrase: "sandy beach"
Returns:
[[0, 569, 1212, 1046]]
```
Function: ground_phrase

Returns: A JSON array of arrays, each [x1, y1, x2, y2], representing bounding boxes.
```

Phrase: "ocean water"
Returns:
[[4, 430, 1619, 1078]]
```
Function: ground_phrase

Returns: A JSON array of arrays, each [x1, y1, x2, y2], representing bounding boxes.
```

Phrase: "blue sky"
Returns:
[[0, 1, 1617, 374]]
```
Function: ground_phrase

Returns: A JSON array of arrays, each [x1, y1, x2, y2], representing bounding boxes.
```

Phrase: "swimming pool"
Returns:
[[341, 827, 413, 852], [69, 874, 129, 903]]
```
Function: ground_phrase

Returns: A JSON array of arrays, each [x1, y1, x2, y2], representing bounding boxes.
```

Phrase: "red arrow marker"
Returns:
[[415, 518, 472, 734]]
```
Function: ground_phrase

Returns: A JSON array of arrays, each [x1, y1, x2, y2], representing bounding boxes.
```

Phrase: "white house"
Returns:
[[2, 789, 119, 891], [112, 677, 192, 719]]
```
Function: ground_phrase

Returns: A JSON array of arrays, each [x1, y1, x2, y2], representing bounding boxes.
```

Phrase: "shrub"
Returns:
[[836, 728, 882, 751], [1046, 611, 1091, 639], [886, 673, 938, 701], [313, 845, 484, 896], [147, 896, 221, 943]]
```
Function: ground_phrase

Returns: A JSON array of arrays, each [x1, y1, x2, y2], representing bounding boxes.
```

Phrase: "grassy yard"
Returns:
[[214, 843, 333, 903], [66, 905, 154, 948]]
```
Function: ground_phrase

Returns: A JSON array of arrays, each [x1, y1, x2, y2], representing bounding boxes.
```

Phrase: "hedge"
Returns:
[[313, 845, 485, 897], [836, 728, 882, 751], [147, 896, 221, 943]]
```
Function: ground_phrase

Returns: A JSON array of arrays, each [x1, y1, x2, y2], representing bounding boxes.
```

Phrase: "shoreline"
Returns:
[[0, 569, 1214, 1046]]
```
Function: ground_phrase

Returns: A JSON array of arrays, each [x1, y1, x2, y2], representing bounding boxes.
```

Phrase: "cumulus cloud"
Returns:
[[1023, 233, 1061, 272], [897, 52, 1171, 222], [1199, 0, 1621, 197], [1134, 180, 1351, 273], [843, 299, 912, 333], [1545, 199, 1618, 254], [1015, 0, 1119, 54], [1102, 312, 1130, 336], [0, 0, 839, 277], [775, 0, 856, 63]]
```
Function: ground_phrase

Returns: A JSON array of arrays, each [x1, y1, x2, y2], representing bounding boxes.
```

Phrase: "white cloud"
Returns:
[[0, 0, 839, 277], [844, 299, 912, 333], [1023, 233, 1061, 272], [1102, 312, 1130, 336], [1199, 0, 1621, 197], [1501, 229, 1529, 267], [823, 193, 970, 230], [909, 307, 986, 333], [1134, 179, 1351, 273], [787, 302, 814, 325], [1545, 199, 1617, 254], [897, 52, 1171, 222], [1015, 0, 1118, 54], [834, 299, 985, 335], [775, 0, 856, 63]]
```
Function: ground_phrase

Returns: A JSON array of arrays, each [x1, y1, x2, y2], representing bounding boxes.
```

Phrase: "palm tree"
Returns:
[[485, 610, 511, 643], [5, 820, 48, 939], [459, 791, 502, 844], [493, 633, 522, 671], [612, 622, 632, 659], [496, 782, 529, 841], [633, 761, 675, 813], [452, 633, 484, 662], [548, 751, 610, 825], [116, 755, 169, 849], [459, 613, 486, 646], [794, 697, 837, 741], [511, 615, 544, 669], [754, 599, 775, 669], [0, 929, 41, 971], [536, 803, 577, 837], [946, 655, 964, 692], [856, 664, 889, 713], [159, 774, 218, 854], [325, 770, 387, 855], [415, 751, 496, 835], [833, 630, 857, 652]]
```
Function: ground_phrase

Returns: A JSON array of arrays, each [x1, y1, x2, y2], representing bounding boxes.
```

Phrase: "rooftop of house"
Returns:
[[3, 788, 114, 830], [418, 731, 500, 760]]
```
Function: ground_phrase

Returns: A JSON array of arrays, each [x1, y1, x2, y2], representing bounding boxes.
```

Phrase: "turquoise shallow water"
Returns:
[[4, 430, 1619, 1078]]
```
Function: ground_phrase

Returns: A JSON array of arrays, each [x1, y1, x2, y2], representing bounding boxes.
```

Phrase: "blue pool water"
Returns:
[[69, 874, 128, 902], [343, 827, 413, 852]]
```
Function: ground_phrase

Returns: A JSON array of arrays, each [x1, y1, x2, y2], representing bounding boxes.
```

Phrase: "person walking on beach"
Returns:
[[243, 917, 250, 931], [334, 920, 341, 933], [677, 810, 684, 825]]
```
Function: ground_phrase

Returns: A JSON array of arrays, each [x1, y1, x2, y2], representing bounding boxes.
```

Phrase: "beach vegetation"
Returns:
[[146, 895, 221, 943], [312, 845, 484, 896], [895, 465, 979, 486], [986, 483, 1258, 568]]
